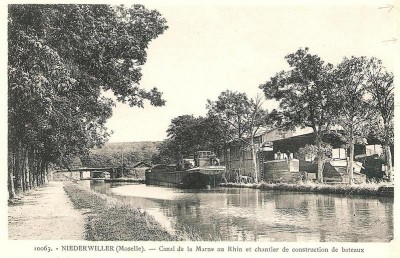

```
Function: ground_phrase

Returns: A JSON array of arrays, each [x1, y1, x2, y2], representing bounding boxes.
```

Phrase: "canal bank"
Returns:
[[219, 182, 394, 197], [63, 182, 180, 241]]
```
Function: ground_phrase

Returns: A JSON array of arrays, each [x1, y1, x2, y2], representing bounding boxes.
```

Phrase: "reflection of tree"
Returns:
[[89, 183, 394, 242], [273, 194, 310, 217]]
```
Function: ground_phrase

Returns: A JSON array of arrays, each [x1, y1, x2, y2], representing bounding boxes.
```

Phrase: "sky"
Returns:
[[103, 2, 398, 142]]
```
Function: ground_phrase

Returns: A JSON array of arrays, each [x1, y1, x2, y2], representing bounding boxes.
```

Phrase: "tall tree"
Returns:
[[207, 91, 269, 182], [332, 56, 375, 184], [207, 90, 252, 140], [166, 115, 202, 159], [246, 95, 269, 183], [365, 58, 394, 181], [153, 115, 226, 164], [8, 4, 168, 198], [259, 48, 334, 183]]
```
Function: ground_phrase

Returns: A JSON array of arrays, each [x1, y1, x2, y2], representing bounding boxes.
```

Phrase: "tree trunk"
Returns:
[[36, 173, 39, 187], [238, 144, 242, 181], [45, 164, 49, 183], [25, 152, 29, 191], [384, 145, 393, 181], [21, 151, 26, 192], [41, 160, 46, 185], [28, 148, 34, 189], [348, 140, 355, 185], [250, 137, 258, 183], [14, 143, 21, 193], [8, 152, 16, 199], [23, 148, 29, 191], [37, 159, 43, 186], [315, 134, 323, 183], [35, 157, 40, 186], [222, 141, 228, 183]]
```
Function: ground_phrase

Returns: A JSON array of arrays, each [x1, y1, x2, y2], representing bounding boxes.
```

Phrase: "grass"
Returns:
[[104, 178, 145, 183], [64, 182, 180, 241], [219, 181, 393, 197]]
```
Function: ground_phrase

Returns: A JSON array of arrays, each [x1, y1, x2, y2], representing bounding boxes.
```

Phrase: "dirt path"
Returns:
[[8, 181, 86, 240]]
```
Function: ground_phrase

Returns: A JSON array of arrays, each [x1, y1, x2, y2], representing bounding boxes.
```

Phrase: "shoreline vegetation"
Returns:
[[219, 182, 394, 197], [63, 182, 176, 241], [63, 182, 207, 241]]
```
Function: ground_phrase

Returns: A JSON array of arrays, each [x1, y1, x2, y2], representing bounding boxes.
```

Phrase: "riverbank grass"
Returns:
[[219, 181, 393, 197], [63, 182, 178, 241]]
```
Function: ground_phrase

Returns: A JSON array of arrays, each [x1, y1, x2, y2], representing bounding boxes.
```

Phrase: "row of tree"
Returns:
[[261, 48, 394, 183], [155, 48, 394, 184], [8, 4, 168, 198]]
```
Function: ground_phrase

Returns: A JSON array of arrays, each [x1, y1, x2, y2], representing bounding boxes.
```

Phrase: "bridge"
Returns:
[[54, 167, 117, 179], [54, 162, 151, 180]]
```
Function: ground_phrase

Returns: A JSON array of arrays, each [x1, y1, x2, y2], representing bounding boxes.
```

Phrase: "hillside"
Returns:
[[82, 141, 161, 168]]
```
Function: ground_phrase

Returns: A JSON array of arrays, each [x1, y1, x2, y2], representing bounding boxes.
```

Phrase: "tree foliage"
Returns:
[[207, 91, 270, 182], [259, 48, 334, 132], [365, 58, 394, 146], [331, 56, 377, 183], [259, 47, 334, 182], [82, 142, 160, 167], [260, 48, 394, 184], [8, 4, 168, 198], [207, 91, 251, 139], [295, 143, 332, 162], [365, 58, 393, 180], [152, 115, 226, 164]]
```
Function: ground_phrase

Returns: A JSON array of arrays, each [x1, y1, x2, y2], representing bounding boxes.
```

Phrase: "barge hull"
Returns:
[[145, 170, 222, 189]]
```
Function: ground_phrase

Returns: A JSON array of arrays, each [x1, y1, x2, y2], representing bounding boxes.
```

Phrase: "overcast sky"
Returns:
[[104, 2, 397, 142]]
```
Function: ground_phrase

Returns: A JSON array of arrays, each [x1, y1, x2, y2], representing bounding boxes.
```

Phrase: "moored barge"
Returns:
[[145, 151, 226, 188]]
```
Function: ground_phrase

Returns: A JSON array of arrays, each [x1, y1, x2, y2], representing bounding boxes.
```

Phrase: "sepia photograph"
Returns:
[[4, 0, 398, 257]]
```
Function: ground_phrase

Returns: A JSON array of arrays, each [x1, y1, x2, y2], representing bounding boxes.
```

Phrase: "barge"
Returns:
[[145, 151, 226, 188]]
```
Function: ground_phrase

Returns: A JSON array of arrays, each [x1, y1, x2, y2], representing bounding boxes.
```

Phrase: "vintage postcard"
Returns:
[[2, 0, 399, 257]]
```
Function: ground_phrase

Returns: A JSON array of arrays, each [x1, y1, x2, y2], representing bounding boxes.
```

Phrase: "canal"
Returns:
[[82, 181, 393, 242]]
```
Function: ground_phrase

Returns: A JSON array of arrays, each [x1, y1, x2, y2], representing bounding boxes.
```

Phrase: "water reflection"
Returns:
[[84, 181, 393, 242]]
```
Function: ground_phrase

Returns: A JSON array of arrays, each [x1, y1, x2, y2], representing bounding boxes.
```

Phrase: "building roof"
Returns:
[[133, 161, 151, 168]]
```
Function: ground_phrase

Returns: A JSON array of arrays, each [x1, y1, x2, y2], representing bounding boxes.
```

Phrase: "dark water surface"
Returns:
[[82, 181, 393, 242]]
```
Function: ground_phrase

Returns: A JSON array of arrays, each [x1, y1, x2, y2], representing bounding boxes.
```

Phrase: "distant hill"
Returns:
[[81, 141, 161, 168]]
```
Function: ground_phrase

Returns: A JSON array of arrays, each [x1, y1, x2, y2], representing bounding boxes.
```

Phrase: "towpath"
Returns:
[[8, 181, 85, 240]]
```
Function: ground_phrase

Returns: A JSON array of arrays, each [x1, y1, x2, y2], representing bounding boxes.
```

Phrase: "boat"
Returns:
[[145, 151, 226, 188]]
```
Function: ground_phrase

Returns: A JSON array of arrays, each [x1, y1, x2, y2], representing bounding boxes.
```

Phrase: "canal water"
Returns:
[[83, 181, 393, 242]]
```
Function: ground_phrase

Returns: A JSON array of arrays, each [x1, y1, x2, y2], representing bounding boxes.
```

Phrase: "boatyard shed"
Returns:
[[221, 127, 392, 183]]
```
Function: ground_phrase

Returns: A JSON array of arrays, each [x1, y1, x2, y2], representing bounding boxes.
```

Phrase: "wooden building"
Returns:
[[220, 127, 393, 183], [219, 128, 293, 182]]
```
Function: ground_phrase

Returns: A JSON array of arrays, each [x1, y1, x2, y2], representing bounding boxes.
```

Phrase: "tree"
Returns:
[[152, 139, 179, 165], [295, 143, 332, 162], [8, 4, 168, 198], [259, 48, 334, 183], [166, 115, 202, 159], [365, 58, 394, 181], [245, 95, 269, 183], [153, 115, 226, 164], [207, 91, 269, 182], [82, 142, 159, 167], [207, 90, 252, 140], [332, 56, 376, 184]]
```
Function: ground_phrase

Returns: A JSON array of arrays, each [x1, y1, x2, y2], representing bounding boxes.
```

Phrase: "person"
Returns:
[[277, 150, 282, 160], [286, 150, 291, 160]]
